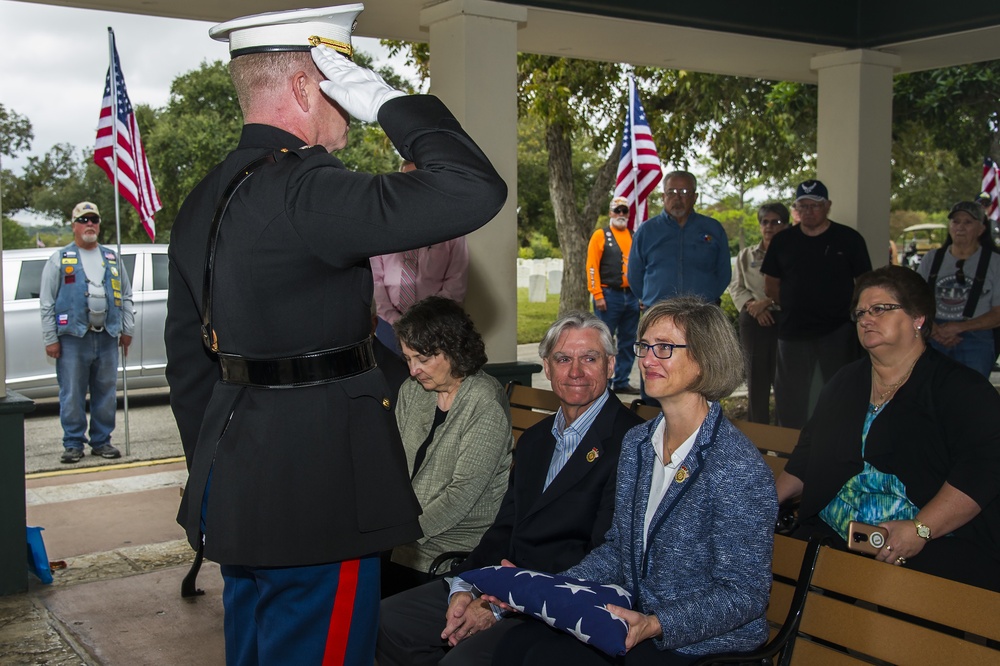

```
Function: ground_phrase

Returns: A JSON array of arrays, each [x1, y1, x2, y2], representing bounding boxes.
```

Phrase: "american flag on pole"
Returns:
[[982, 157, 1000, 222], [94, 30, 161, 241], [614, 77, 662, 230]]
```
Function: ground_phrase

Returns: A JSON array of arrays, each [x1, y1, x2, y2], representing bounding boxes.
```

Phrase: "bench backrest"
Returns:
[[506, 383, 561, 442], [789, 545, 1000, 665], [628, 399, 660, 421], [732, 419, 800, 478], [628, 402, 801, 478]]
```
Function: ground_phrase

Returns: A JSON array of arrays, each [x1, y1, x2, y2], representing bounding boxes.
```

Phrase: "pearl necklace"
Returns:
[[870, 359, 917, 413]]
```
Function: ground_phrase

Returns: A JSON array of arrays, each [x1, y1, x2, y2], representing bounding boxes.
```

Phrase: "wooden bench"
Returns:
[[506, 383, 561, 442], [628, 400, 801, 478], [697, 537, 1000, 665], [731, 419, 800, 478]]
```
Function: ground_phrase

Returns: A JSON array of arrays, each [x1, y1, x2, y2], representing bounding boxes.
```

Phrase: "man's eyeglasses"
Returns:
[[760, 218, 786, 226], [664, 188, 693, 198], [634, 342, 688, 359], [612, 206, 629, 214], [955, 259, 966, 286], [851, 303, 904, 322], [74, 217, 101, 225], [793, 202, 823, 212]]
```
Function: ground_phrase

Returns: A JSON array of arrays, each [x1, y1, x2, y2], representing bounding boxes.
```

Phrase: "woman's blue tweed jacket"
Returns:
[[564, 402, 777, 656]]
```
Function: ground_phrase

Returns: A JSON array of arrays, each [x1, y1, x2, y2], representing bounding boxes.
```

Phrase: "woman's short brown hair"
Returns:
[[394, 296, 487, 377], [851, 265, 935, 341], [638, 297, 744, 401]]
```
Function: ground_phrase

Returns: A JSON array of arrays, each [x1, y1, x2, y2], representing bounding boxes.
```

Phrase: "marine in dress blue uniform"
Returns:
[[164, 5, 507, 664]]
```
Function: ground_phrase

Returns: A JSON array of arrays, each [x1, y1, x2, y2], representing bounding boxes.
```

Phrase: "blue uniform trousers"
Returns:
[[221, 556, 380, 665]]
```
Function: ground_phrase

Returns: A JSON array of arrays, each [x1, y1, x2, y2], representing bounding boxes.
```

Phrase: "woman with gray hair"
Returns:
[[493, 297, 777, 664], [728, 202, 789, 422]]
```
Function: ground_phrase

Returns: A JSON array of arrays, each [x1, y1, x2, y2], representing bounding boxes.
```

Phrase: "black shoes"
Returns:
[[90, 444, 122, 459], [60, 448, 84, 464]]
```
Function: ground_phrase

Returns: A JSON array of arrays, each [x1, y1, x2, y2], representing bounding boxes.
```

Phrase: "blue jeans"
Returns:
[[594, 288, 640, 389], [931, 326, 996, 379], [57, 331, 119, 450]]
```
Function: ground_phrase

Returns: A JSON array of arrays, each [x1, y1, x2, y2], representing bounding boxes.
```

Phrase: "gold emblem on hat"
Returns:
[[586, 447, 600, 463], [674, 466, 689, 483], [308, 35, 353, 58]]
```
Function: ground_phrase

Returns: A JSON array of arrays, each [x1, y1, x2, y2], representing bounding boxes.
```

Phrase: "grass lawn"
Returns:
[[517, 288, 561, 344]]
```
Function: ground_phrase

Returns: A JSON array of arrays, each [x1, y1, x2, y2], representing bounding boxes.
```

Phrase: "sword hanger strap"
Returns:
[[201, 152, 279, 352]]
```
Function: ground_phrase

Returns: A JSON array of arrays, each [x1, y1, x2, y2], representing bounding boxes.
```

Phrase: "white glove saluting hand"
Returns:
[[311, 45, 406, 123]]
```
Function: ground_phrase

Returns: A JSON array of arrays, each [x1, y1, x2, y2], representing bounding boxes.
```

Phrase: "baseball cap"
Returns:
[[948, 201, 986, 224], [795, 179, 829, 202], [210, 4, 364, 59], [610, 196, 629, 210], [71, 202, 100, 220]]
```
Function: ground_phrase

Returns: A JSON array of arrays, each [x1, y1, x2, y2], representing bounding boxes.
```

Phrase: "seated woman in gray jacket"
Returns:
[[491, 297, 777, 665], [383, 296, 513, 597]]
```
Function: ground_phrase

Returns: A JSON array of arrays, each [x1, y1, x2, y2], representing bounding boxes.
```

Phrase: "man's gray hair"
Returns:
[[663, 170, 697, 191], [538, 311, 615, 359]]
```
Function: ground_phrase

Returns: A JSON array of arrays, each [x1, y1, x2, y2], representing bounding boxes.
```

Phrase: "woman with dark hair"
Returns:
[[383, 296, 512, 597], [728, 202, 789, 423], [492, 297, 777, 665], [917, 201, 1000, 378], [777, 265, 1000, 591]]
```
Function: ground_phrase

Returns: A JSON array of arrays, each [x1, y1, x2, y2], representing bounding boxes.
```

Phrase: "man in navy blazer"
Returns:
[[377, 312, 644, 666]]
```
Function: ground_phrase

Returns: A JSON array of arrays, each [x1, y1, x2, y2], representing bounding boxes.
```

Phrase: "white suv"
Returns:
[[2, 244, 170, 398]]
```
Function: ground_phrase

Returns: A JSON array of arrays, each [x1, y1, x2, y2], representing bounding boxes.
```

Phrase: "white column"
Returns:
[[812, 49, 900, 267], [420, 0, 526, 363]]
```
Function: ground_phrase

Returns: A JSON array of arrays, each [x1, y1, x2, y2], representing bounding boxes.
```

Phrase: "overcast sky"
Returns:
[[0, 0, 401, 174]]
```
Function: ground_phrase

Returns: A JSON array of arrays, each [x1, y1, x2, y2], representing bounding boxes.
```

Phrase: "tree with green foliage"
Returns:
[[1, 104, 34, 245], [2, 216, 33, 249], [143, 61, 243, 241], [0, 104, 33, 159]]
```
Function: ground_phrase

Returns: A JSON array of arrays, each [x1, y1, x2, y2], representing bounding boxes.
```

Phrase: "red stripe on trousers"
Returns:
[[322, 558, 360, 665]]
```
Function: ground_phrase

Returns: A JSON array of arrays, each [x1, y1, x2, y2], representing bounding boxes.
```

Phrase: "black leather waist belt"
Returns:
[[602, 285, 628, 292], [219, 338, 375, 388]]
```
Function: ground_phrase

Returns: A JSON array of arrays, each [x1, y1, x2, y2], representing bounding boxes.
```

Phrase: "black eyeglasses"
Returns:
[[634, 342, 687, 359], [793, 202, 823, 212], [75, 217, 101, 225], [664, 188, 693, 197], [612, 206, 629, 214], [955, 259, 966, 286], [851, 303, 904, 322], [760, 218, 787, 226]]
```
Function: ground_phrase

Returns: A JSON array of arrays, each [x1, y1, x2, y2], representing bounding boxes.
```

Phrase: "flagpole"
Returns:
[[628, 76, 643, 223], [107, 27, 130, 457]]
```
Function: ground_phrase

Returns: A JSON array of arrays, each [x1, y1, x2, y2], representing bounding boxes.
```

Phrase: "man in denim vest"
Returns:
[[39, 201, 134, 463]]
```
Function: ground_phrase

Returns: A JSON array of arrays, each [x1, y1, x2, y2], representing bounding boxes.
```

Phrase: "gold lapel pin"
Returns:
[[586, 447, 600, 463], [674, 466, 689, 483]]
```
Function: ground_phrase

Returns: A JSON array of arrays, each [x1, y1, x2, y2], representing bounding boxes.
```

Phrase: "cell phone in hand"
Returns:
[[847, 521, 889, 556]]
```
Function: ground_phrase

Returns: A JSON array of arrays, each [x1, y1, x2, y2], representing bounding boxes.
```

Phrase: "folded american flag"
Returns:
[[461, 566, 633, 657]]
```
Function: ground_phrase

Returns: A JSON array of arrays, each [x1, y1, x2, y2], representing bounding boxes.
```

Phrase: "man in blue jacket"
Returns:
[[40, 201, 133, 463], [628, 170, 731, 309]]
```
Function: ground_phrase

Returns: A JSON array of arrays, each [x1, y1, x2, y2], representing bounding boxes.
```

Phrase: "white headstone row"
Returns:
[[516, 258, 564, 296]]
